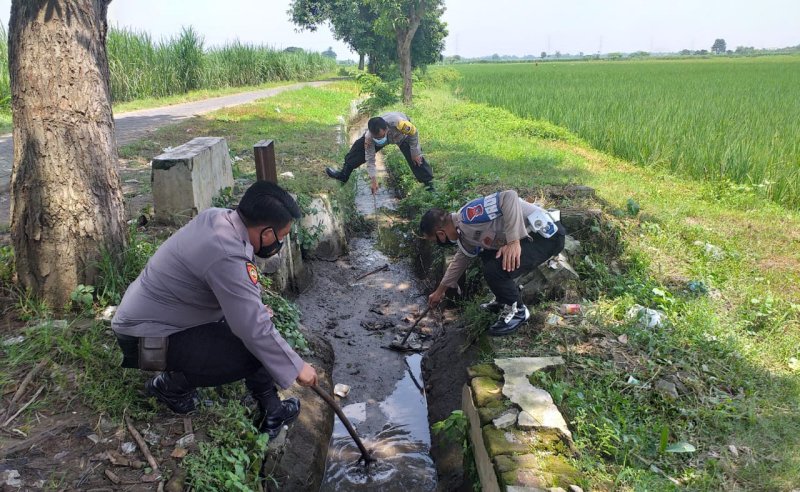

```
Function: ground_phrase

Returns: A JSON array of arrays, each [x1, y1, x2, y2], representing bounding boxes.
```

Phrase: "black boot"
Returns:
[[325, 166, 346, 182], [488, 302, 530, 337], [252, 388, 301, 438], [145, 372, 198, 414]]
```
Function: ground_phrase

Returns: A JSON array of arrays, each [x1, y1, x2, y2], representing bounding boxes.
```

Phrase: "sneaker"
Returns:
[[145, 373, 198, 414], [488, 302, 530, 337], [479, 297, 503, 314], [325, 167, 347, 183], [257, 397, 301, 438]]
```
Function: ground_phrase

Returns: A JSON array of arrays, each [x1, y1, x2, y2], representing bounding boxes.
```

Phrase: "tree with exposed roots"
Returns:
[[9, 0, 126, 310]]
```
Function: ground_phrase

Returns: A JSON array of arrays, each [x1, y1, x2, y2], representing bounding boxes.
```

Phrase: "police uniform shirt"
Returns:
[[111, 208, 304, 389], [364, 111, 422, 179], [440, 190, 555, 288]]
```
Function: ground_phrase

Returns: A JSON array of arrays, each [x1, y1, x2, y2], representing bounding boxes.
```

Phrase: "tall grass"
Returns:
[[452, 57, 800, 208], [107, 25, 336, 103], [0, 23, 9, 112]]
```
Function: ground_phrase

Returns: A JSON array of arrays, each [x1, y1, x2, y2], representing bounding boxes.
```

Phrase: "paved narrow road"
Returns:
[[0, 80, 332, 195]]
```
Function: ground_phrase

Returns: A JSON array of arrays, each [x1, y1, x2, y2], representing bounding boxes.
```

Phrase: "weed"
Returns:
[[259, 277, 309, 352], [182, 399, 269, 491], [212, 186, 237, 209], [95, 226, 160, 306]]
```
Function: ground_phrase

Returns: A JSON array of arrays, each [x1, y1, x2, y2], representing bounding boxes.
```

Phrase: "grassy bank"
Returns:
[[453, 58, 800, 209], [384, 88, 800, 490]]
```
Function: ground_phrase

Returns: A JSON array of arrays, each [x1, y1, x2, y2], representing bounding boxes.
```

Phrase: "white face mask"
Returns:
[[373, 135, 388, 145]]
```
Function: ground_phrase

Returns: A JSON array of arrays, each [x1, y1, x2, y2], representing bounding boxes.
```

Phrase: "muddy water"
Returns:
[[295, 138, 437, 490]]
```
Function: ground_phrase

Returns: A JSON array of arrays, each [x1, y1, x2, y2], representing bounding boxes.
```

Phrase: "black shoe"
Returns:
[[424, 181, 435, 192], [257, 397, 301, 438], [145, 372, 198, 414], [325, 167, 348, 183], [479, 297, 503, 314], [488, 302, 530, 337]]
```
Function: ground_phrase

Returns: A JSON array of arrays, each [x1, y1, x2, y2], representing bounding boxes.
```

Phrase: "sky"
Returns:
[[0, 0, 798, 59]]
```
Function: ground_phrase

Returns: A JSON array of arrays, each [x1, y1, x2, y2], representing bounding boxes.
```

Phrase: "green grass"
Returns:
[[385, 87, 800, 490], [451, 57, 800, 209]]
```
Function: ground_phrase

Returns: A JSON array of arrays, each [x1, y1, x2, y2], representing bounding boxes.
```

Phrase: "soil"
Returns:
[[421, 319, 480, 492]]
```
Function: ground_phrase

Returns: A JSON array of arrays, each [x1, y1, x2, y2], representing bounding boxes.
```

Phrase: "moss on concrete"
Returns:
[[482, 425, 531, 456], [468, 363, 503, 381], [478, 400, 509, 425], [471, 376, 504, 407]]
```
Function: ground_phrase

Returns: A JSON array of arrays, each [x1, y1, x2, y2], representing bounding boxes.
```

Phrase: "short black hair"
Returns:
[[420, 208, 449, 236], [367, 116, 388, 135], [237, 181, 301, 228]]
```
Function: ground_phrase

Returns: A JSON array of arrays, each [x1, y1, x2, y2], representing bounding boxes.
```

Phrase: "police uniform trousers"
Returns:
[[116, 319, 277, 395], [343, 135, 434, 185], [479, 223, 566, 306]]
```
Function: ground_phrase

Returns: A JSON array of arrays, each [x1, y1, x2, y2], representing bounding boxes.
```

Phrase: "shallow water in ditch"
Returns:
[[320, 354, 436, 491], [297, 136, 438, 490]]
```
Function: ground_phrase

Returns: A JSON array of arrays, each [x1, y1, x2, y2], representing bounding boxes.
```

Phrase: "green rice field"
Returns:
[[452, 57, 800, 208]]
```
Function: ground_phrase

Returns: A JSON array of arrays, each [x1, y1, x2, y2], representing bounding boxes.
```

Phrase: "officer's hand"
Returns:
[[428, 286, 445, 308], [412, 154, 423, 166], [296, 362, 318, 387], [496, 240, 522, 272], [370, 177, 379, 195], [264, 305, 274, 318]]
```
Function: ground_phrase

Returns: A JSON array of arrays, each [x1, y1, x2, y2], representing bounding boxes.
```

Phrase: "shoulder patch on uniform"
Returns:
[[396, 120, 416, 136], [246, 262, 259, 285], [459, 192, 502, 224]]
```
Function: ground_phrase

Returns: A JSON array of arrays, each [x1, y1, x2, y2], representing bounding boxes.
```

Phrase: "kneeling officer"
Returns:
[[420, 190, 566, 336], [112, 181, 317, 437]]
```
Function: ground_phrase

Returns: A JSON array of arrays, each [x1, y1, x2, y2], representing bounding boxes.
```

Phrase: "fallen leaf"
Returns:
[[617, 334, 628, 344], [665, 441, 696, 453]]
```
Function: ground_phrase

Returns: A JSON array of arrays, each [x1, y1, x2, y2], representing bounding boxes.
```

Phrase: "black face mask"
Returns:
[[255, 227, 283, 258]]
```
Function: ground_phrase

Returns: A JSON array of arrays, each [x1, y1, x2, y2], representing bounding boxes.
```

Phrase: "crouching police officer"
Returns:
[[112, 181, 318, 438], [325, 112, 434, 192], [420, 190, 566, 336]]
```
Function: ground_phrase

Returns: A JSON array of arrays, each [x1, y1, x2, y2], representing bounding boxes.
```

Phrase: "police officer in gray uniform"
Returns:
[[112, 181, 318, 437], [420, 190, 566, 336], [325, 112, 434, 192]]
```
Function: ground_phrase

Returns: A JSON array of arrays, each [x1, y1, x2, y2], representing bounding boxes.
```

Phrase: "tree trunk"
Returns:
[[396, 1, 426, 105], [367, 53, 376, 74], [358, 53, 365, 71], [9, 0, 126, 310]]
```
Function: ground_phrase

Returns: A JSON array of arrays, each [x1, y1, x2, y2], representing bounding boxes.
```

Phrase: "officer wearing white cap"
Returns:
[[112, 181, 317, 437], [420, 190, 566, 336]]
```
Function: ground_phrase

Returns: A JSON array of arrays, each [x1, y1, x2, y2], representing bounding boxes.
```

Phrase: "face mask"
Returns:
[[373, 135, 388, 145], [255, 227, 283, 258]]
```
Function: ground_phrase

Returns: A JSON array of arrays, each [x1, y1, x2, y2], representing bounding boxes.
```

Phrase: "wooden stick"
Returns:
[[4, 359, 48, 420], [354, 263, 389, 282], [124, 416, 159, 473], [2, 386, 44, 428], [104, 469, 121, 485], [398, 306, 431, 347], [183, 416, 193, 435], [310, 384, 374, 466]]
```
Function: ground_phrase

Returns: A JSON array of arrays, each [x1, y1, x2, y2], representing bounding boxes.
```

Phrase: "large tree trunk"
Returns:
[[358, 52, 365, 71], [367, 53, 377, 74], [396, 1, 426, 105], [9, 0, 126, 310]]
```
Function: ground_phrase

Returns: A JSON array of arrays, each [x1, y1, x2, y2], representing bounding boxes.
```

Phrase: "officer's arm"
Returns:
[[499, 190, 527, 243], [439, 247, 472, 289], [364, 132, 378, 179], [203, 256, 304, 389]]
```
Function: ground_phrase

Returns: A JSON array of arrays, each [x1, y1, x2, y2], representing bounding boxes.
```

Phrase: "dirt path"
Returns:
[[0, 80, 332, 224], [294, 124, 439, 490]]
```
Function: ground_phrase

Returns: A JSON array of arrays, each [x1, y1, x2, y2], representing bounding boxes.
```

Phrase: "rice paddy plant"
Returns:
[[453, 57, 800, 208]]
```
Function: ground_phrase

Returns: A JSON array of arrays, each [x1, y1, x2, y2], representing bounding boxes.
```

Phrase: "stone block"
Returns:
[[152, 137, 234, 225], [300, 194, 347, 260], [479, 401, 509, 426], [471, 376, 505, 407], [468, 363, 504, 381], [483, 426, 532, 456], [258, 232, 311, 293], [493, 408, 520, 429]]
